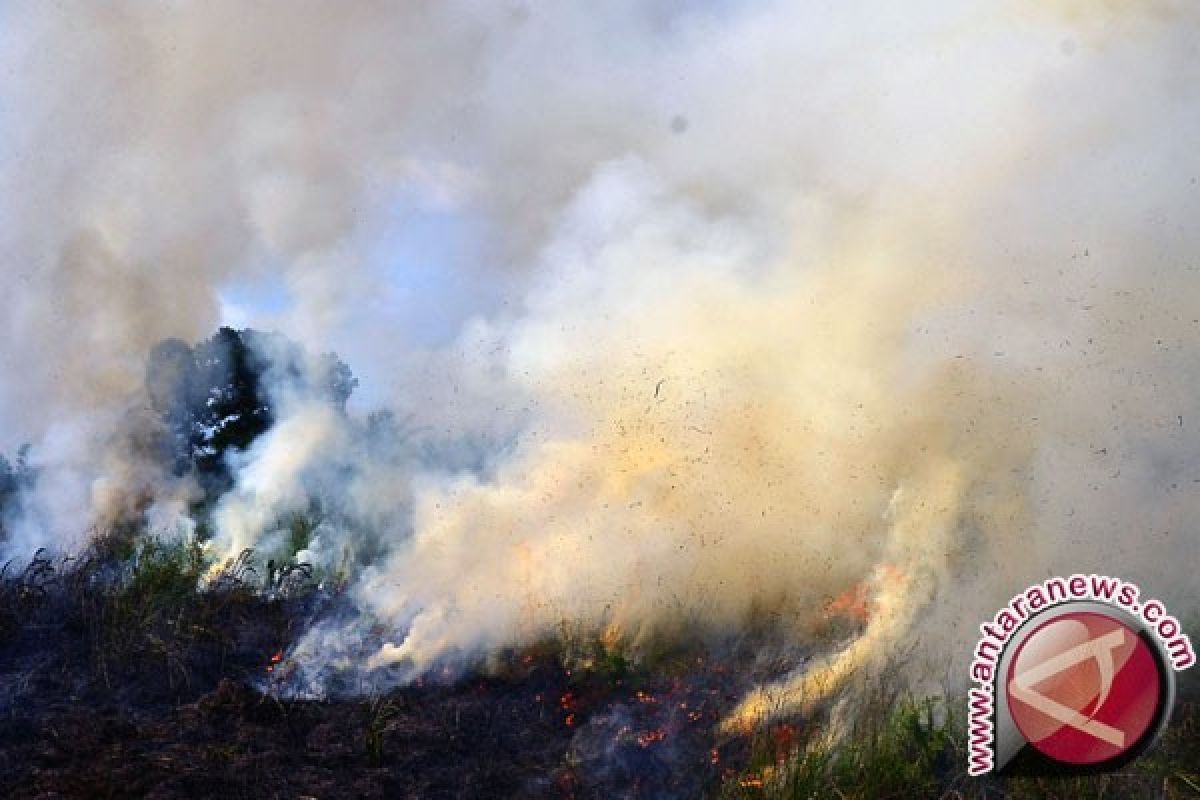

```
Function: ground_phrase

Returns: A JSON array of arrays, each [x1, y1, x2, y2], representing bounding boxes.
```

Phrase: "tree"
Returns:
[[144, 327, 356, 496], [0, 444, 36, 540]]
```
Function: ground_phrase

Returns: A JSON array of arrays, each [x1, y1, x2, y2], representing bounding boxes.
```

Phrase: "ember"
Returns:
[[635, 729, 667, 747], [770, 723, 798, 762]]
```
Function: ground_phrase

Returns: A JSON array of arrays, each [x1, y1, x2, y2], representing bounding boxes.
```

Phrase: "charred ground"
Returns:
[[0, 541, 762, 799], [1, 542, 1197, 799]]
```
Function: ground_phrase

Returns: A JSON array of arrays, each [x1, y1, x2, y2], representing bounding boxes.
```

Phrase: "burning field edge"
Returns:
[[0, 539, 1197, 799]]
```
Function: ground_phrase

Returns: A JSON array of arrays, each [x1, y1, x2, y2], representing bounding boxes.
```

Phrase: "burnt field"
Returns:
[[0, 542, 763, 799], [1, 542, 1197, 800]]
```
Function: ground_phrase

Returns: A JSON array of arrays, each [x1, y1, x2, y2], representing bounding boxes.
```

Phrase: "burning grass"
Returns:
[[0, 542, 1197, 798], [721, 677, 1200, 800]]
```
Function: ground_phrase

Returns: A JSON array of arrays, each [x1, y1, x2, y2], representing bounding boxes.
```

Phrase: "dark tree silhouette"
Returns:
[[145, 327, 357, 495], [0, 444, 35, 540]]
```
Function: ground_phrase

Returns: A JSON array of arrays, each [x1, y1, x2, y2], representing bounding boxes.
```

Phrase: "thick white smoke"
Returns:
[[2, 1, 1198, 726]]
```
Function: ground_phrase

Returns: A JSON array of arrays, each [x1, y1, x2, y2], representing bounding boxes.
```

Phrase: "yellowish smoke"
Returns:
[[356, 193, 1037, 728]]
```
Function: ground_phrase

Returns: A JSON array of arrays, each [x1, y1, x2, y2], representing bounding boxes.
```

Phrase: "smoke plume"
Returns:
[[2, 1, 1198, 727]]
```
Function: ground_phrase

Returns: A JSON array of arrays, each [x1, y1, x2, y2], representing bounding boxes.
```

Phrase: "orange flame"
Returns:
[[825, 564, 906, 623]]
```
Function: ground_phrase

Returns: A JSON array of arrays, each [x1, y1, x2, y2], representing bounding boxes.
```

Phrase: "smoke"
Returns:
[[2, 0, 1199, 728]]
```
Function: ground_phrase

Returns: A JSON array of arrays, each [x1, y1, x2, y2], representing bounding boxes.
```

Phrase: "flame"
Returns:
[[721, 467, 964, 733], [825, 583, 870, 623], [600, 622, 624, 652], [825, 564, 906, 623]]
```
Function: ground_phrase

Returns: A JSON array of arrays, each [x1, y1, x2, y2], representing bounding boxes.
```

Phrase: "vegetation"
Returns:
[[721, 677, 1200, 800], [1, 539, 1198, 798], [0, 540, 592, 798], [145, 326, 356, 492], [0, 444, 35, 541], [3, 329, 1198, 797]]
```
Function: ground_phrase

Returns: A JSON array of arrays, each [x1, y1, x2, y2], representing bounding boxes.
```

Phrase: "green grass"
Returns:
[[70, 536, 292, 694], [362, 692, 401, 766], [721, 690, 956, 800], [722, 682, 1200, 800], [81, 537, 216, 689]]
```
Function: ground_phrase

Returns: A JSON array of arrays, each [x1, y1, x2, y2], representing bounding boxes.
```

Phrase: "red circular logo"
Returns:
[[1006, 611, 1162, 765]]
